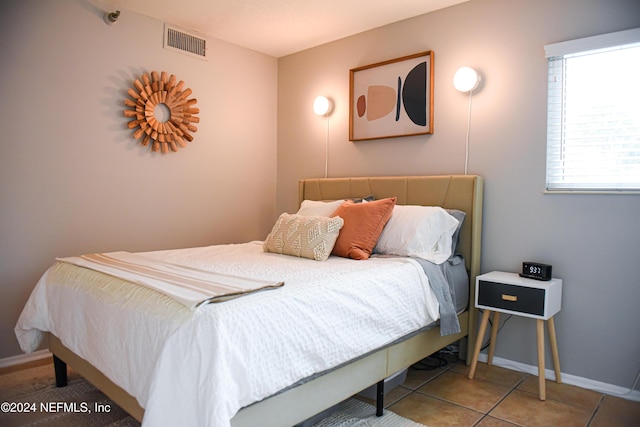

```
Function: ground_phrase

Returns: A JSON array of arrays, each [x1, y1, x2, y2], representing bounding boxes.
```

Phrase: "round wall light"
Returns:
[[313, 96, 333, 116], [453, 67, 481, 92]]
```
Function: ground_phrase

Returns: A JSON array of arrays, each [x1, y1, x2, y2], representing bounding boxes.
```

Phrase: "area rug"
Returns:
[[0, 364, 426, 427]]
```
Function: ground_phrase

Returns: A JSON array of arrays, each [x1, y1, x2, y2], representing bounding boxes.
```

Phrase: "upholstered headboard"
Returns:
[[298, 175, 484, 291]]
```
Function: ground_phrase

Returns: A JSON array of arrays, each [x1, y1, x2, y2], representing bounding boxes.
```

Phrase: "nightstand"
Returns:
[[468, 271, 562, 400]]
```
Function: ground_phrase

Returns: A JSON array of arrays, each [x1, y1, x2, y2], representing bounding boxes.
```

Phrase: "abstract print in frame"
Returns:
[[349, 51, 434, 141]]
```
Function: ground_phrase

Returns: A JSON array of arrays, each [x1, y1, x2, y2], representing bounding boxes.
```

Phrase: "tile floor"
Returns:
[[3, 357, 639, 426], [359, 358, 640, 427]]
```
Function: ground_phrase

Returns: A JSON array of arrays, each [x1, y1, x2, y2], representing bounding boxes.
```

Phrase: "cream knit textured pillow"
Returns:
[[264, 213, 344, 261]]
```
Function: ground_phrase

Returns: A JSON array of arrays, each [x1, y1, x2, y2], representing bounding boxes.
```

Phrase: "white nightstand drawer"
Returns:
[[475, 271, 562, 320]]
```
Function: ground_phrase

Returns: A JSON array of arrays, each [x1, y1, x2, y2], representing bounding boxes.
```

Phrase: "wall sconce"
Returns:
[[453, 67, 481, 175], [104, 10, 120, 26], [453, 66, 481, 93], [313, 96, 333, 116]]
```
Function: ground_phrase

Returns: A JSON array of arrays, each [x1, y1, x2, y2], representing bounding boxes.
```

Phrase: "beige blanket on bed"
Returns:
[[57, 251, 284, 309]]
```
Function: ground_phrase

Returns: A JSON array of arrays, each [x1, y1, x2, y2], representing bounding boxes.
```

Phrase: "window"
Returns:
[[544, 28, 640, 192]]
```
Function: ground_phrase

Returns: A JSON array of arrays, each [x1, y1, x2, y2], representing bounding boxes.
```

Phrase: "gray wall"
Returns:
[[277, 0, 640, 391], [0, 0, 278, 358], [1, 0, 638, 397]]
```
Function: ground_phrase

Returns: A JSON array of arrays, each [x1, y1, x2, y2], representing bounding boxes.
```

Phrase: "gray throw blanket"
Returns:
[[412, 255, 466, 336]]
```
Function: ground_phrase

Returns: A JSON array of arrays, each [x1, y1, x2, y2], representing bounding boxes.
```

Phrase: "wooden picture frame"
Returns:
[[349, 51, 434, 141]]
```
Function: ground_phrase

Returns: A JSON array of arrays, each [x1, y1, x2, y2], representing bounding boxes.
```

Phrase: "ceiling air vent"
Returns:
[[164, 24, 208, 60]]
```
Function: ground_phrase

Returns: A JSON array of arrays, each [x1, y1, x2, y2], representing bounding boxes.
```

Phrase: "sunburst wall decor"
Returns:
[[123, 71, 199, 153]]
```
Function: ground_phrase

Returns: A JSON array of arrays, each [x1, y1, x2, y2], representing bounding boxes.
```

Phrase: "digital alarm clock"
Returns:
[[519, 262, 552, 281]]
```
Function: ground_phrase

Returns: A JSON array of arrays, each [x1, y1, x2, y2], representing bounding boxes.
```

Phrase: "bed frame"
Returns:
[[49, 174, 484, 427]]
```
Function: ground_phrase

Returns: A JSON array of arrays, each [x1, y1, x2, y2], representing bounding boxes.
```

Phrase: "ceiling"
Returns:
[[97, 0, 468, 57]]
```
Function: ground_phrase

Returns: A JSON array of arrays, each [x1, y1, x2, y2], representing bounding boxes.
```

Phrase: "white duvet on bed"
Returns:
[[15, 241, 439, 427]]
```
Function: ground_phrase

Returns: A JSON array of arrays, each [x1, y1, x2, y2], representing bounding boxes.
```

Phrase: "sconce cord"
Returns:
[[324, 114, 330, 179], [464, 90, 474, 175]]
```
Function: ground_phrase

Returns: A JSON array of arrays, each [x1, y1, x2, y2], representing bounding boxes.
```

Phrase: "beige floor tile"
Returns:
[[417, 370, 511, 413], [475, 415, 521, 426], [402, 366, 447, 390], [356, 384, 413, 408], [490, 389, 593, 427], [593, 394, 640, 426], [384, 385, 413, 406], [589, 411, 640, 427], [517, 375, 602, 412], [453, 361, 527, 388], [389, 392, 484, 427]]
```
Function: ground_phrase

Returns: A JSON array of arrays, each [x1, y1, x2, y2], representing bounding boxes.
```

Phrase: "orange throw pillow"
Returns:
[[331, 197, 397, 260]]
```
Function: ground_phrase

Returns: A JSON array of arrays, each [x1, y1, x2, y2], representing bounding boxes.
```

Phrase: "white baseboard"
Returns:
[[477, 353, 640, 402], [0, 350, 51, 369]]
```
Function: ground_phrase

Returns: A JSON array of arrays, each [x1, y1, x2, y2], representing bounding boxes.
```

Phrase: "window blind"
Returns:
[[544, 29, 640, 192]]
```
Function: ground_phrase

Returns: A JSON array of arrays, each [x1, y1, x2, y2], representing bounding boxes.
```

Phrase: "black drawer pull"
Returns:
[[501, 294, 518, 302]]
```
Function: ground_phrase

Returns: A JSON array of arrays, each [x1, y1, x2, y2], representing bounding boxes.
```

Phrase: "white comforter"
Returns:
[[15, 241, 439, 427]]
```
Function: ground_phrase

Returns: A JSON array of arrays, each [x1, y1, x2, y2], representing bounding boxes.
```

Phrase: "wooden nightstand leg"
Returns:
[[468, 309, 491, 380], [547, 316, 562, 383], [536, 319, 546, 400], [487, 311, 500, 365]]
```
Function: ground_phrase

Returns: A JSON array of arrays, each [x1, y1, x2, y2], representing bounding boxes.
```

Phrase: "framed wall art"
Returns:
[[349, 51, 434, 141]]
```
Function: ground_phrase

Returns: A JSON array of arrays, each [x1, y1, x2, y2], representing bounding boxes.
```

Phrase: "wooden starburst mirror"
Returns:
[[123, 71, 199, 153]]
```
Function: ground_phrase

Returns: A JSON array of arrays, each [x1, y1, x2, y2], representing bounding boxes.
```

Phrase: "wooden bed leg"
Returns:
[[53, 354, 68, 387], [375, 380, 384, 416]]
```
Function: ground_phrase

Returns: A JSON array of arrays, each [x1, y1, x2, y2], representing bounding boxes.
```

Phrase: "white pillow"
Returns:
[[374, 205, 460, 264], [296, 199, 345, 217]]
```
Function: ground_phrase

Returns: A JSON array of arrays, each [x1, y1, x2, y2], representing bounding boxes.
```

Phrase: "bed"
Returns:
[[15, 175, 483, 427]]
